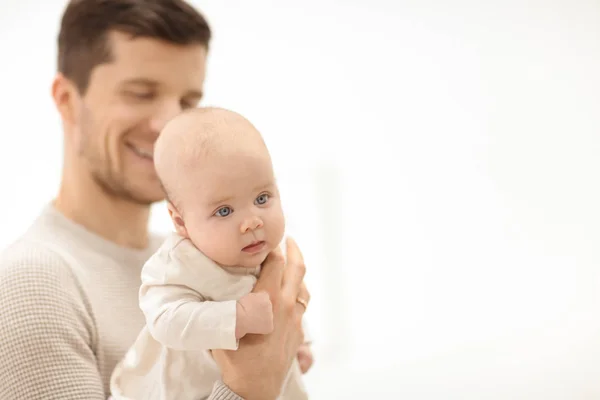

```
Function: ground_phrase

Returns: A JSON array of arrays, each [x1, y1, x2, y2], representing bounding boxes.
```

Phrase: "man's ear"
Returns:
[[51, 73, 80, 130], [167, 201, 188, 237]]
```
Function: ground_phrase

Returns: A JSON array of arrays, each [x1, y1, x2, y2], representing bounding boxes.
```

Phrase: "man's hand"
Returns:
[[235, 292, 274, 339], [212, 237, 310, 400], [296, 343, 314, 374]]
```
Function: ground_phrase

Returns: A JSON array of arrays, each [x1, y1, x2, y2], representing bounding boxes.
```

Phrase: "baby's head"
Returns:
[[154, 107, 285, 268]]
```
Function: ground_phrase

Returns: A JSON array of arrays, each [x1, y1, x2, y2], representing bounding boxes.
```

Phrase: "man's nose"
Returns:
[[240, 216, 263, 233], [149, 100, 182, 134]]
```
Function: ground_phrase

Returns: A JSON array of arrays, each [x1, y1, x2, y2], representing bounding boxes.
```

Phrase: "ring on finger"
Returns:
[[296, 297, 308, 310]]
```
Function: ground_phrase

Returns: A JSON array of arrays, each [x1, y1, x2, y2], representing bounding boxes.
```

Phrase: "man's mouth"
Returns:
[[126, 143, 154, 161], [242, 241, 266, 254]]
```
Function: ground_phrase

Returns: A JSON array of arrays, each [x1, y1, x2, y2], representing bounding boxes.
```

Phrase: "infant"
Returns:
[[110, 107, 310, 400]]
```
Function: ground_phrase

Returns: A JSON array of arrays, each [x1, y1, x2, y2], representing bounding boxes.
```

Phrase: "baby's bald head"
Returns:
[[154, 107, 271, 209], [154, 107, 284, 266]]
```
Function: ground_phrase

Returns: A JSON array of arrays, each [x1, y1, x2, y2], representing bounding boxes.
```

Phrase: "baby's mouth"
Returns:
[[242, 241, 266, 253]]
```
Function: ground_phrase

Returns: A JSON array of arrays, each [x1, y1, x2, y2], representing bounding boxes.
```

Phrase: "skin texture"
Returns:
[[51, 31, 312, 398]]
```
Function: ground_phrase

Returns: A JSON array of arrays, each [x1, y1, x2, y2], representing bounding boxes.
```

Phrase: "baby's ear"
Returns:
[[167, 201, 188, 237]]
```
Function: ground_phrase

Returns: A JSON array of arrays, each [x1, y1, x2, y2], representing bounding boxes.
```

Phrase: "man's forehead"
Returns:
[[108, 30, 206, 59], [105, 30, 207, 83]]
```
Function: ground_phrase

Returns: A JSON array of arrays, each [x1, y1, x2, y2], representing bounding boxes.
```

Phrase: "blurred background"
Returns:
[[1, 0, 600, 398]]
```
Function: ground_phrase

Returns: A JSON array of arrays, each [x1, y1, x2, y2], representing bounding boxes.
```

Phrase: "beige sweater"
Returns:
[[0, 205, 242, 400]]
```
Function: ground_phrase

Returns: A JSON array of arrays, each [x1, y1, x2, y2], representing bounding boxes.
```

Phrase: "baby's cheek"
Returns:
[[187, 223, 219, 254], [270, 207, 286, 244], [202, 236, 227, 260], [194, 225, 240, 264]]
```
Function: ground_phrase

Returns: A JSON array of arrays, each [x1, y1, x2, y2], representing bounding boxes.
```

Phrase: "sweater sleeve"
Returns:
[[140, 282, 239, 351], [0, 241, 105, 399], [206, 381, 244, 400], [139, 251, 239, 351]]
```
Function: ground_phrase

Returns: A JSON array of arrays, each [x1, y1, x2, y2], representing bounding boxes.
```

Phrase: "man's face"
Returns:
[[71, 31, 207, 204]]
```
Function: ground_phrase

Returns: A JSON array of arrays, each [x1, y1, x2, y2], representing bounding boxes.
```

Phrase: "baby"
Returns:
[[110, 107, 310, 399]]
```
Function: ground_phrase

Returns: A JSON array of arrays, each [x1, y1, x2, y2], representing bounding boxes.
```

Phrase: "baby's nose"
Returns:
[[240, 216, 263, 233]]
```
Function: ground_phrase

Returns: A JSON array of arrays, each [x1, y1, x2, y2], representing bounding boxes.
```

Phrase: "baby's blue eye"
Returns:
[[215, 207, 232, 217], [255, 194, 270, 205]]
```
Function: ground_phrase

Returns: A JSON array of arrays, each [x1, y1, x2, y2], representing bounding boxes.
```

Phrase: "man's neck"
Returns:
[[54, 175, 152, 250]]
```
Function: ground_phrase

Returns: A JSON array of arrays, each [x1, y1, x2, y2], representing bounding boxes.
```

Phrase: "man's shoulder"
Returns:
[[0, 234, 79, 289], [1, 205, 73, 266], [1, 233, 66, 262]]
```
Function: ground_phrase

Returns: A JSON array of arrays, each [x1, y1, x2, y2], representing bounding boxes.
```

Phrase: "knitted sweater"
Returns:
[[0, 204, 241, 400]]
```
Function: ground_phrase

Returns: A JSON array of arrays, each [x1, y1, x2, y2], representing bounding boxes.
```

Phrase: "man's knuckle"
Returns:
[[283, 298, 296, 314], [293, 262, 306, 278], [298, 261, 306, 272], [297, 328, 305, 345], [273, 253, 285, 264]]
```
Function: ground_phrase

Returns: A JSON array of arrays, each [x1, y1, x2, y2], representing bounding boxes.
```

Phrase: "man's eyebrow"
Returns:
[[121, 78, 159, 87]]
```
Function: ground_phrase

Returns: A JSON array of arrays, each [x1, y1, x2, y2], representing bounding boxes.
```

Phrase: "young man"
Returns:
[[0, 1, 310, 399]]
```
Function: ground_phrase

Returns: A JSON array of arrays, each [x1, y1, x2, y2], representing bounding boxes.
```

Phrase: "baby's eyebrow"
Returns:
[[207, 183, 276, 207], [208, 196, 234, 208], [253, 182, 275, 192]]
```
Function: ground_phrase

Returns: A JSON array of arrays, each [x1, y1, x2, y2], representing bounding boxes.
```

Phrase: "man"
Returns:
[[0, 1, 310, 399]]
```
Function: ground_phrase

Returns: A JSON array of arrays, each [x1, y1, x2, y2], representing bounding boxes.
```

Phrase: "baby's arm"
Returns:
[[140, 282, 235, 350], [235, 291, 274, 338], [140, 284, 274, 351]]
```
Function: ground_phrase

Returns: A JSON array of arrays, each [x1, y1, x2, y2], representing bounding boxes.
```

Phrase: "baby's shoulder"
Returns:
[[143, 234, 214, 275]]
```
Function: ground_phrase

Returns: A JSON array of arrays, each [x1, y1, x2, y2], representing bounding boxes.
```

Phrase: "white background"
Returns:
[[1, 1, 600, 398]]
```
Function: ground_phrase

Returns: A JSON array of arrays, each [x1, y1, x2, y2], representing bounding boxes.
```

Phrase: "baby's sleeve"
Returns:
[[138, 243, 239, 351]]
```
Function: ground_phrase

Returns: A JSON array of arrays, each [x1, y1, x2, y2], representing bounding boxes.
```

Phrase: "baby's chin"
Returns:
[[214, 250, 271, 269], [238, 252, 270, 268], [239, 241, 279, 265]]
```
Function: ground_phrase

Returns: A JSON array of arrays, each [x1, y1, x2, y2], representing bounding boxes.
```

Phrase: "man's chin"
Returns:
[[92, 171, 165, 205], [126, 191, 165, 206], [115, 185, 165, 206]]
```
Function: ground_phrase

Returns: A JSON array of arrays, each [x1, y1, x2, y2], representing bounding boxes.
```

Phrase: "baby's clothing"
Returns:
[[110, 233, 307, 400]]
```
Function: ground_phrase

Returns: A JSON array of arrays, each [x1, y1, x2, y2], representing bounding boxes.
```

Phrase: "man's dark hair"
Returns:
[[57, 0, 212, 94]]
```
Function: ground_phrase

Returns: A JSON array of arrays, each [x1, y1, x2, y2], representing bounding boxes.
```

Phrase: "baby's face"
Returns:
[[180, 152, 285, 268]]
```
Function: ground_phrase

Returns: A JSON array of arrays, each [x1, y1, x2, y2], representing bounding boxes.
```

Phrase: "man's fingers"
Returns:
[[254, 245, 285, 295], [294, 282, 310, 319], [285, 236, 304, 267], [282, 237, 306, 299], [297, 347, 314, 374], [298, 282, 310, 306]]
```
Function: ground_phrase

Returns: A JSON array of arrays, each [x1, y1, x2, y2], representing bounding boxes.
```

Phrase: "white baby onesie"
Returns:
[[110, 233, 308, 400]]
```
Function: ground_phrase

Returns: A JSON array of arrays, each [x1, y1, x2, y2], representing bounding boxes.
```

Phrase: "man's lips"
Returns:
[[126, 142, 154, 161], [242, 241, 266, 253]]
